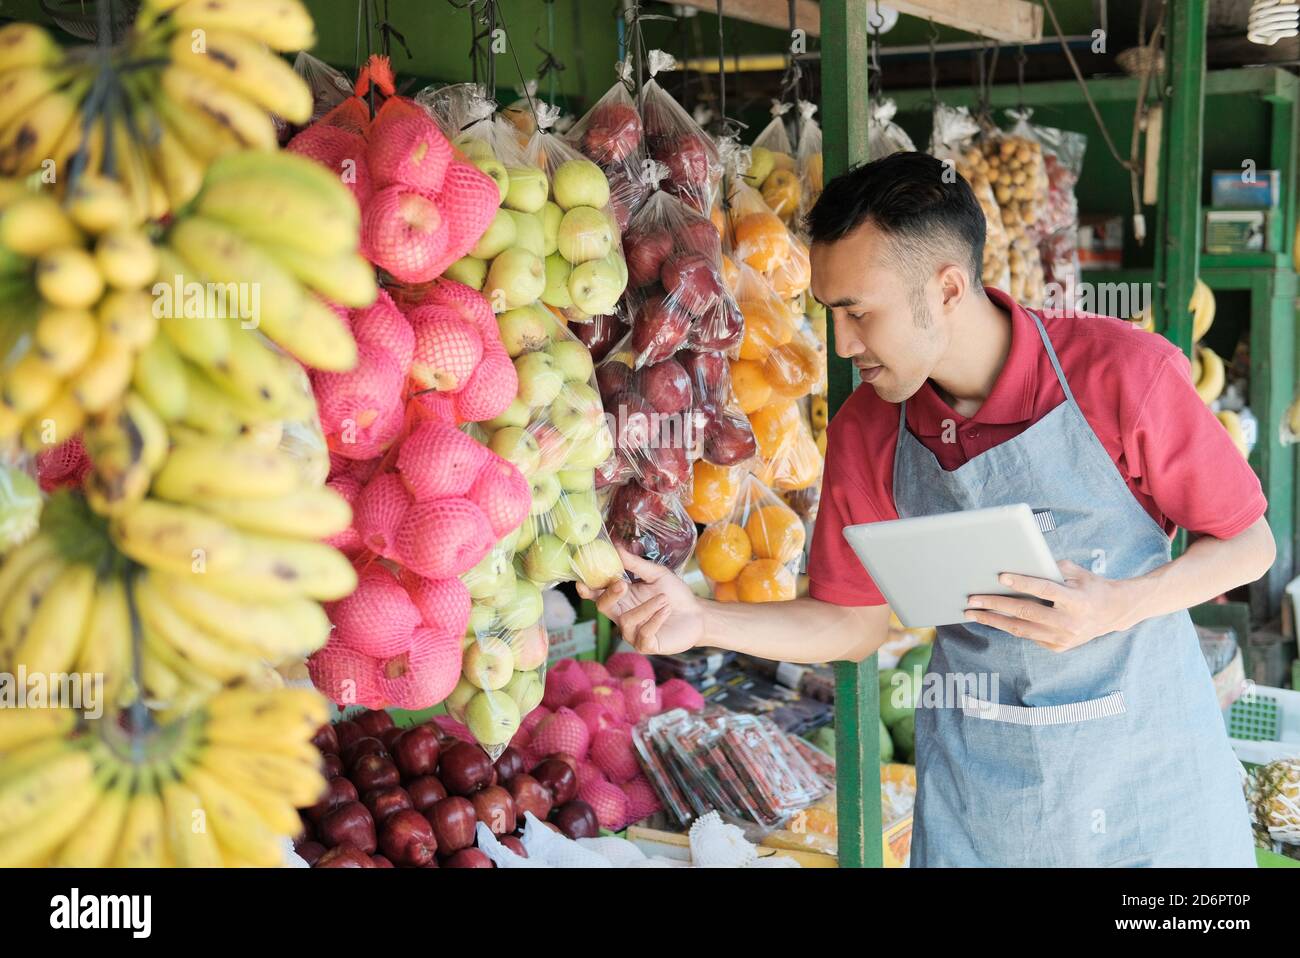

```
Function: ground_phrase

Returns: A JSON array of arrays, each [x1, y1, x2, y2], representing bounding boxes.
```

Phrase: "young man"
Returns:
[[580, 151, 1273, 867]]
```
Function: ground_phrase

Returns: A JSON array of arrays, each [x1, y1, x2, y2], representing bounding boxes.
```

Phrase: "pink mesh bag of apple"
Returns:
[[695, 474, 803, 603], [524, 107, 628, 324], [564, 61, 651, 231], [639, 50, 721, 216]]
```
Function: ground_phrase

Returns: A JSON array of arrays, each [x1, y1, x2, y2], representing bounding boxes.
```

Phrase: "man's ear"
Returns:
[[938, 263, 966, 310]]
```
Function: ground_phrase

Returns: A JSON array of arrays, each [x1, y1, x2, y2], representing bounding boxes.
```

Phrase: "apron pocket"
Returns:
[[960, 690, 1126, 725]]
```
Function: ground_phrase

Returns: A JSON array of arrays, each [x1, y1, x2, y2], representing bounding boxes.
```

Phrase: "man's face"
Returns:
[[809, 221, 955, 404]]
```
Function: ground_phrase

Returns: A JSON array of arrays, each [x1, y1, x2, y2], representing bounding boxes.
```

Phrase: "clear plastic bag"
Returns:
[[564, 63, 651, 232], [293, 52, 355, 127], [721, 174, 812, 305], [795, 101, 823, 230], [603, 481, 698, 574], [869, 98, 916, 159], [930, 103, 1011, 292], [745, 104, 803, 226], [697, 474, 801, 603], [1024, 121, 1086, 304], [985, 111, 1050, 304], [569, 312, 627, 364], [640, 51, 722, 216]]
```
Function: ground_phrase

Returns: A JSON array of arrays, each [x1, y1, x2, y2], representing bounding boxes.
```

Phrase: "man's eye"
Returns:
[[848, 312, 866, 321]]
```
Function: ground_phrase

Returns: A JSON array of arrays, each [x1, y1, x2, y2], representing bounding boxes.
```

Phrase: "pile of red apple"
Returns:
[[300, 710, 606, 868]]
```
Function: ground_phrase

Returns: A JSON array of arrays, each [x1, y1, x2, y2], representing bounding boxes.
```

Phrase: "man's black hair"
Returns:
[[804, 151, 987, 289]]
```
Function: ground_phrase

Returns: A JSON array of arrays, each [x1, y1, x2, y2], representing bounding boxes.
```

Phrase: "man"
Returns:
[[580, 151, 1273, 867]]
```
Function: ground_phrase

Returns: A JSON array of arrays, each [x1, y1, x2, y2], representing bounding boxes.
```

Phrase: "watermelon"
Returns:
[[891, 712, 916, 763]]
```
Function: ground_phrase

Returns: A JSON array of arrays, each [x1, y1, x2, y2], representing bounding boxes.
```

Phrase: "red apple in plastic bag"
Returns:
[[625, 227, 674, 288], [701, 401, 758, 466], [677, 350, 729, 405], [688, 297, 743, 352], [583, 101, 642, 163], [571, 314, 627, 365], [631, 293, 691, 365], [636, 356, 694, 414], [605, 483, 698, 572]]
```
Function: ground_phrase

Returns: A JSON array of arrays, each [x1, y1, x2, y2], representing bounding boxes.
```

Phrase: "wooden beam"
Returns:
[[671, 0, 822, 35], [887, 0, 1042, 43]]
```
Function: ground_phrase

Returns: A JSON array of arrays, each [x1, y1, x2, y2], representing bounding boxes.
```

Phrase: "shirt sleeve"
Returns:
[[1125, 350, 1267, 539], [807, 417, 890, 607]]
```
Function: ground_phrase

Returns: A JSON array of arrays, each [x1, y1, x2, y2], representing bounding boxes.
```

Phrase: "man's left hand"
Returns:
[[965, 560, 1139, 652]]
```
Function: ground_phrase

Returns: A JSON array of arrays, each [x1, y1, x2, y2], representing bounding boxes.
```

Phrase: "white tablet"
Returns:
[[842, 503, 1065, 628]]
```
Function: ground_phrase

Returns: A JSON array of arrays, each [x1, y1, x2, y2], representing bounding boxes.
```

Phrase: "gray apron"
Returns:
[[895, 310, 1255, 867]]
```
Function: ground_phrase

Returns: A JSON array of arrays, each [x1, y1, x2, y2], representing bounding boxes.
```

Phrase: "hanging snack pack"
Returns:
[[868, 98, 917, 159], [987, 111, 1050, 305], [931, 103, 1012, 292], [1025, 121, 1087, 307], [795, 101, 824, 229], [696, 474, 802, 603], [525, 110, 629, 323], [565, 62, 651, 231], [746, 104, 803, 225], [640, 51, 723, 215]]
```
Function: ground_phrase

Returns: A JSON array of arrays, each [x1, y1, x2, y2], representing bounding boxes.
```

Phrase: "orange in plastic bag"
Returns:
[[737, 558, 797, 602], [720, 254, 741, 294], [697, 522, 753, 583], [733, 211, 790, 273], [762, 333, 822, 400], [730, 358, 772, 413], [685, 460, 743, 523], [749, 400, 800, 459], [768, 236, 810, 298], [755, 419, 822, 492], [714, 580, 739, 602], [738, 298, 793, 362], [745, 504, 805, 563]]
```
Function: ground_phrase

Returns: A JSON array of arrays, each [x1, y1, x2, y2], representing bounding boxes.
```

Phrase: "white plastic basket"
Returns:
[[1224, 683, 1300, 765]]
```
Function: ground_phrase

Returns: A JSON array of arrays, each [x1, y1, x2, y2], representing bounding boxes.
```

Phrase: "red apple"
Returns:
[[661, 252, 721, 318], [636, 358, 693, 414], [583, 101, 642, 164], [304, 776, 358, 826], [392, 724, 442, 780], [351, 754, 401, 793], [532, 759, 578, 805], [571, 314, 627, 365], [341, 736, 387, 770], [625, 228, 674, 288], [354, 709, 395, 738], [499, 835, 528, 858], [379, 808, 439, 867], [652, 132, 713, 191], [319, 801, 377, 854], [594, 450, 636, 490], [701, 402, 757, 465], [639, 442, 690, 494], [471, 785, 516, 836], [406, 775, 449, 812], [333, 720, 364, 750], [425, 796, 477, 854], [507, 773, 554, 822], [553, 800, 600, 840], [314, 843, 375, 868], [493, 747, 528, 785], [320, 753, 345, 780], [311, 724, 339, 756], [679, 216, 722, 258], [444, 848, 494, 868], [676, 350, 729, 405], [378, 726, 406, 751], [438, 742, 495, 796], [295, 840, 325, 866], [631, 293, 691, 365], [371, 854, 395, 867], [595, 355, 632, 403], [688, 296, 743, 352], [606, 482, 697, 572], [362, 786, 413, 826]]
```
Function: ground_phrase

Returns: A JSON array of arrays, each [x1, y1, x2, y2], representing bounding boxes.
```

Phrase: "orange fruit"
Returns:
[[685, 460, 742, 523], [714, 580, 739, 603], [748, 400, 800, 459], [745, 504, 806, 562], [734, 211, 790, 273], [697, 522, 753, 583], [720, 254, 741, 293], [738, 297, 793, 361], [774, 429, 823, 491], [763, 335, 823, 400], [761, 168, 802, 221], [710, 202, 726, 239], [736, 558, 797, 602], [730, 359, 772, 413], [769, 236, 810, 297]]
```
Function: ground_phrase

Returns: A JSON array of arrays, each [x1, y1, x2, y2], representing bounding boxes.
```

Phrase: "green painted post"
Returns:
[[821, 0, 882, 870]]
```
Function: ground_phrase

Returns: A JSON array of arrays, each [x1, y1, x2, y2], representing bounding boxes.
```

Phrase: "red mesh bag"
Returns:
[[361, 185, 450, 284], [367, 95, 453, 194], [353, 471, 412, 560], [380, 628, 463, 710], [327, 562, 421, 658], [308, 641, 385, 708]]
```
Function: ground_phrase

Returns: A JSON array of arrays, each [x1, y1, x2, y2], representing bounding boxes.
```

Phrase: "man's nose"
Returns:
[[832, 312, 861, 359]]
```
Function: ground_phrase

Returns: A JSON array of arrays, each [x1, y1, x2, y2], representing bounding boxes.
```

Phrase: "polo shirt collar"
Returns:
[[907, 287, 1039, 436]]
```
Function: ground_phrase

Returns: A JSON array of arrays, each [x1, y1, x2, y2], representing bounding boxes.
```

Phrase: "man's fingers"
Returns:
[[619, 594, 669, 648], [1057, 559, 1089, 580], [594, 579, 629, 619], [636, 603, 674, 654], [965, 608, 1059, 644], [968, 594, 1063, 627], [995, 572, 1068, 603], [575, 583, 596, 601], [616, 547, 667, 583]]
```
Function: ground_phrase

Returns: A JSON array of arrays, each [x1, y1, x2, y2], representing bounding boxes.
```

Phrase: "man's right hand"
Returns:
[[575, 549, 705, 655]]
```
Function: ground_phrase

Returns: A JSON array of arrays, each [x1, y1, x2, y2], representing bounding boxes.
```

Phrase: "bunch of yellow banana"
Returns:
[[0, 685, 328, 867], [0, 180, 161, 454], [1194, 344, 1226, 405], [1216, 410, 1249, 458], [1131, 278, 1215, 340]]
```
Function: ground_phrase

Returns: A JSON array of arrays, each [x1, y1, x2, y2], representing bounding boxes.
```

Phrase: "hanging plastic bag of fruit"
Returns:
[[744, 103, 802, 226], [868, 98, 916, 160], [720, 161, 812, 311], [1023, 120, 1087, 310], [524, 105, 630, 325], [640, 50, 723, 216], [795, 101, 824, 229], [569, 312, 628, 365], [982, 110, 1049, 305], [293, 52, 355, 127], [754, 411, 823, 494], [565, 61, 653, 232], [929, 102, 1012, 293], [619, 166, 744, 365], [501, 79, 542, 147], [697, 474, 803, 603]]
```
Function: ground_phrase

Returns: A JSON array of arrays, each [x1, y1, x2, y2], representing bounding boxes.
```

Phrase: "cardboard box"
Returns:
[[1077, 215, 1124, 269], [547, 618, 596, 663], [1204, 209, 1280, 254], [1211, 169, 1280, 209]]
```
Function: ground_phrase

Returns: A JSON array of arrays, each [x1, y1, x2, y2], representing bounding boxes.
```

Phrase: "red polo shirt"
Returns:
[[808, 287, 1267, 607]]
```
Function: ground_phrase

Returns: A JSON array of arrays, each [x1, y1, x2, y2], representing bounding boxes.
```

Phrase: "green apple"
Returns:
[[445, 675, 480, 723], [513, 515, 538, 554], [444, 255, 488, 290], [470, 208, 517, 260], [489, 425, 541, 477], [454, 135, 494, 160], [503, 667, 544, 714], [461, 546, 514, 600], [514, 351, 564, 407], [497, 577, 544, 631], [567, 256, 623, 315], [558, 467, 594, 492], [484, 397, 531, 430], [610, 251, 628, 289], [507, 623, 548, 670], [484, 247, 545, 311], [556, 206, 614, 264], [743, 145, 776, 187], [503, 165, 549, 213], [572, 538, 624, 589], [547, 339, 594, 383], [529, 471, 562, 516], [506, 209, 546, 257], [465, 689, 521, 746], [540, 201, 563, 255], [552, 158, 611, 211], [483, 570, 520, 609], [548, 382, 603, 442], [466, 603, 496, 636], [497, 304, 553, 357], [540, 252, 573, 309], [551, 491, 602, 545], [524, 533, 573, 584], [563, 423, 614, 469], [463, 635, 515, 690]]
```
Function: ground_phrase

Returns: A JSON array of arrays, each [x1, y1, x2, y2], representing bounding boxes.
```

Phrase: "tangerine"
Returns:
[[738, 297, 793, 361], [697, 522, 753, 583], [748, 400, 799, 459], [745, 504, 806, 562], [769, 236, 810, 297], [714, 580, 739, 602], [685, 460, 742, 523], [720, 254, 741, 293], [736, 558, 797, 602], [763, 335, 823, 400], [730, 359, 772, 413], [734, 211, 790, 273]]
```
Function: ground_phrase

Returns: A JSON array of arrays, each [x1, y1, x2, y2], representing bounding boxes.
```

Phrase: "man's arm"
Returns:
[[967, 515, 1276, 650], [578, 550, 892, 663]]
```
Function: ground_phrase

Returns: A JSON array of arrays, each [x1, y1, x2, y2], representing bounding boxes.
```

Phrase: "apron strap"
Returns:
[[1026, 308, 1077, 405]]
